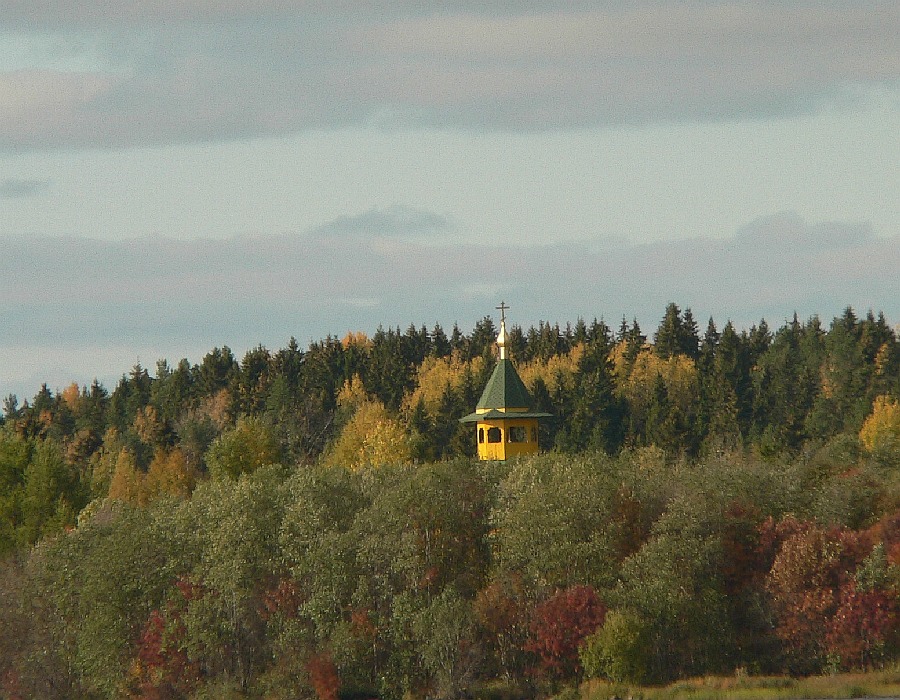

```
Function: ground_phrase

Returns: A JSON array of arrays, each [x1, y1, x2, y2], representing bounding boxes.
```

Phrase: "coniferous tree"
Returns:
[[2, 394, 20, 423], [623, 319, 646, 374], [407, 397, 434, 462], [717, 322, 754, 438], [237, 345, 272, 416], [680, 308, 700, 360], [272, 337, 304, 393], [368, 327, 415, 411], [432, 384, 459, 460], [402, 324, 430, 368], [524, 324, 539, 362], [430, 323, 451, 358], [530, 375, 556, 449], [469, 316, 498, 361], [573, 318, 588, 345], [566, 328, 625, 453], [748, 319, 772, 364], [697, 318, 720, 445], [752, 315, 820, 454], [645, 374, 672, 449], [533, 321, 561, 362], [618, 316, 630, 342], [20, 439, 85, 545], [551, 368, 575, 451], [807, 308, 871, 439], [700, 322, 746, 453], [860, 311, 894, 364], [654, 303, 684, 360], [699, 318, 719, 374], [506, 324, 527, 363], [860, 311, 898, 399], [196, 347, 238, 398], [450, 323, 466, 356]]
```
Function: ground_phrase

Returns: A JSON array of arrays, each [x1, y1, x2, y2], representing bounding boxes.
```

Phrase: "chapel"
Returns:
[[459, 303, 551, 460]]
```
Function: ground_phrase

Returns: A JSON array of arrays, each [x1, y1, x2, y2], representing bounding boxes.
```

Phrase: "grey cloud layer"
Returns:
[[2, 2, 897, 149], [2, 212, 896, 353], [0, 178, 51, 197]]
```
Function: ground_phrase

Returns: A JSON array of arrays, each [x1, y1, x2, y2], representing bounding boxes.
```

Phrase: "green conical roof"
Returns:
[[459, 359, 552, 423], [476, 359, 533, 410]]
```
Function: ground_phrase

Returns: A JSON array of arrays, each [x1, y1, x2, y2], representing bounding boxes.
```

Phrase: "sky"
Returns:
[[1, 1, 898, 402]]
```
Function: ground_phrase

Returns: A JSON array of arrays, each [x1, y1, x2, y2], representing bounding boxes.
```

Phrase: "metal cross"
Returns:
[[496, 301, 509, 325]]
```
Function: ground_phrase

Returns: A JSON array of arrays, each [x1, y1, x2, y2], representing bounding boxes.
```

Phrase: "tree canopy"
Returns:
[[2, 304, 900, 698]]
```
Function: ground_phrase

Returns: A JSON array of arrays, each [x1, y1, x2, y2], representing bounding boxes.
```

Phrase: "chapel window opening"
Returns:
[[508, 426, 527, 443]]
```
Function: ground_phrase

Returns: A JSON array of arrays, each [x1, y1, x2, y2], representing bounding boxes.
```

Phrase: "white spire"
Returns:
[[496, 301, 509, 360]]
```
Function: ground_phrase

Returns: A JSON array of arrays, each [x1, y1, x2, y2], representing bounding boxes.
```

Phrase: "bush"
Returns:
[[526, 585, 606, 680], [579, 609, 650, 685]]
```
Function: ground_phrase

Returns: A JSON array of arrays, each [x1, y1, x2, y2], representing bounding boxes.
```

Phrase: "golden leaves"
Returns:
[[620, 347, 699, 415], [324, 399, 412, 471], [403, 353, 485, 415], [108, 447, 196, 506], [860, 395, 900, 454]]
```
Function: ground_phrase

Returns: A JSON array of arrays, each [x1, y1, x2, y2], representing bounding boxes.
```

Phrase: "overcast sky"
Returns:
[[1, 2, 898, 401]]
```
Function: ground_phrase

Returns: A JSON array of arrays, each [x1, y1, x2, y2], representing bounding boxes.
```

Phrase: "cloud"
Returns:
[[312, 205, 450, 242], [1, 2, 897, 150], [0, 2, 614, 26], [1, 211, 897, 400], [0, 177, 51, 198]]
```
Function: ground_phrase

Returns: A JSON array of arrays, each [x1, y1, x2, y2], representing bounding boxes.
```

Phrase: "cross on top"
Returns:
[[496, 301, 509, 325]]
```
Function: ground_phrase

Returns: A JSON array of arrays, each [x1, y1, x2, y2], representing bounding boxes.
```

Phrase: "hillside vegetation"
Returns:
[[2, 304, 900, 699]]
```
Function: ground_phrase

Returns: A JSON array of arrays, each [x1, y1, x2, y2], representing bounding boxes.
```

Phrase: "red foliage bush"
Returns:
[[1, 669, 22, 700], [350, 606, 376, 641], [827, 582, 899, 669], [129, 578, 201, 699], [525, 585, 606, 679], [261, 577, 303, 620], [871, 510, 900, 565], [307, 651, 340, 700], [764, 518, 878, 672]]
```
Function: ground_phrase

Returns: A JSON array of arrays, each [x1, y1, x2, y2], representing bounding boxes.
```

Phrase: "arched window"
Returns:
[[478, 427, 485, 444], [508, 426, 526, 443], [487, 427, 502, 443]]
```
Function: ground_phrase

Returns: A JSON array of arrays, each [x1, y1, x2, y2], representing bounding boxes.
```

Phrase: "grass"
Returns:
[[576, 667, 900, 700]]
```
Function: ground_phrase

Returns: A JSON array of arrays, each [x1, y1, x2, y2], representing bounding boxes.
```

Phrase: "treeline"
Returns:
[[2, 304, 899, 549], [4, 449, 900, 698], [1, 303, 900, 697]]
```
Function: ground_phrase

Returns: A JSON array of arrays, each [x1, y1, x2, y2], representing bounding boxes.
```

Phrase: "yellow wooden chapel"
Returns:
[[459, 303, 551, 460]]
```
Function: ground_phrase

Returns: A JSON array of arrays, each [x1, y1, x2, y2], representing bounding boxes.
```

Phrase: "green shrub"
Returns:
[[579, 609, 650, 685]]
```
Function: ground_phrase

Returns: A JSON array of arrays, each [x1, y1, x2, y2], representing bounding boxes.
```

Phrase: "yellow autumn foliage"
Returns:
[[875, 343, 891, 377], [610, 340, 643, 387], [108, 447, 197, 506], [518, 343, 584, 395], [341, 330, 371, 348], [144, 447, 196, 501], [133, 405, 163, 445], [403, 353, 486, 415], [620, 347, 699, 416], [107, 448, 142, 505], [338, 374, 370, 412], [205, 416, 281, 479], [90, 429, 125, 496], [324, 399, 412, 471], [860, 395, 900, 454], [200, 388, 233, 432], [60, 382, 80, 410]]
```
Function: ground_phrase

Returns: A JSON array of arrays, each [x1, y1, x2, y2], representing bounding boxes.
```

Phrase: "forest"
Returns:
[[2, 303, 900, 699]]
